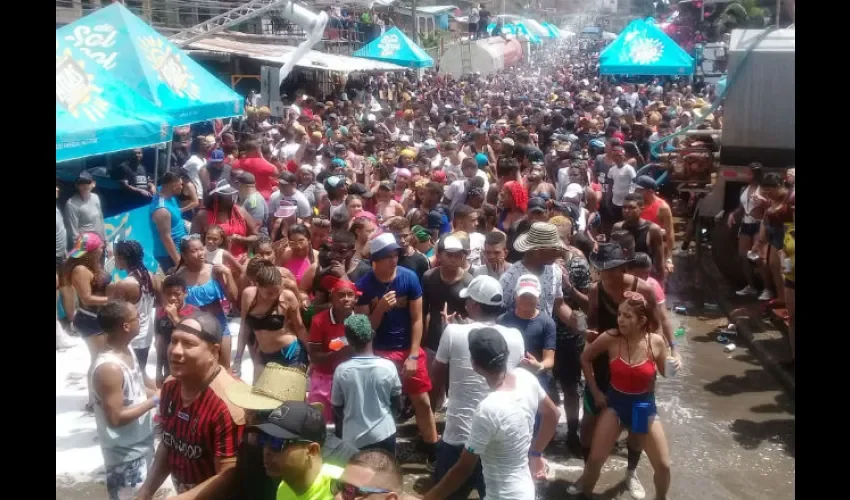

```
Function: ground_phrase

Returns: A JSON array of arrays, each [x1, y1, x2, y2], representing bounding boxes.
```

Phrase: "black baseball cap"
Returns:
[[528, 197, 547, 214], [76, 170, 94, 184], [252, 401, 327, 444], [469, 327, 509, 371], [633, 175, 657, 191], [236, 171, 256, 185]]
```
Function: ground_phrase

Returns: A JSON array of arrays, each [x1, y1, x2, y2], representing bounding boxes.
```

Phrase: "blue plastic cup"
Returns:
[[632, 402, 652, 434]]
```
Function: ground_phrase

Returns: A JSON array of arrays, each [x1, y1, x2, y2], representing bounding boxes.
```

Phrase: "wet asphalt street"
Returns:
[[539, 252, 796, 500], [56, 255, 795, 499]]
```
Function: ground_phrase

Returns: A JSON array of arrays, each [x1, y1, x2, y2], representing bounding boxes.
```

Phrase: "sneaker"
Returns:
[[758, 289, 775, 301], [566, 482, 582, 495], [735, 285, 757, 296], [625, 470, 646, 500]]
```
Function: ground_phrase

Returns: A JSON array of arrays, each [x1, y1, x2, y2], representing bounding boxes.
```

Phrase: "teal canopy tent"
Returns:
[[541, 22, 563, 39], [56, 2, 243, 126], [56, 39, 171, 163], [353, 27, 433, 68], [515, 23, 542, 44], [599, 18, 694, 76]]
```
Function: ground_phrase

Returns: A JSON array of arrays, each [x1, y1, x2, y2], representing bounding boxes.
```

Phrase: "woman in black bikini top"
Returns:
[[235, 261, 307, 380]]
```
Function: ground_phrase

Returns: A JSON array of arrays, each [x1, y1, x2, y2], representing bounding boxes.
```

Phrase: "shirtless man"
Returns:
[[614, 193, 666, 281], [633, 176, 675, 274]]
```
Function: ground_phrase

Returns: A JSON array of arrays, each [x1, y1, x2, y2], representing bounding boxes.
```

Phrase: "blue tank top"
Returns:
[[150, 194, 187, 258]]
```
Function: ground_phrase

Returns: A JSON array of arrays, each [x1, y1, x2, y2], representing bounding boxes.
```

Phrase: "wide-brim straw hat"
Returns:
[[514, 222, 567, 253], [225, 363, 307, 410]]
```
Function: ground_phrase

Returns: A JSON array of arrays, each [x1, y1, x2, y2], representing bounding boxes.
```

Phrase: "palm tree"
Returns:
[[713, 0, 768, 38]]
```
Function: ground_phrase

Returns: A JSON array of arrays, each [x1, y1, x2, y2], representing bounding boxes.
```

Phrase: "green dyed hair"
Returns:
[[344, 314, 375, 348], [411, 225, 431, 243]]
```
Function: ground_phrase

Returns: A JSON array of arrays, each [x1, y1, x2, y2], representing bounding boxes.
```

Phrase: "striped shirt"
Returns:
[[159, 370, 245, 493]]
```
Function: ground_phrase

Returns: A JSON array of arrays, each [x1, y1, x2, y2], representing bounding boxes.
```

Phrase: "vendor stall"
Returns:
[[56, 40, 171, 163], [353, 27, 434, 68], [599, 18, 694, 76], [56, 2, 243, 126]]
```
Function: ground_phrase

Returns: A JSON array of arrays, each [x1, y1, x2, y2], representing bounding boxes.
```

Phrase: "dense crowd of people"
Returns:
[[54, 34, 794, 500]]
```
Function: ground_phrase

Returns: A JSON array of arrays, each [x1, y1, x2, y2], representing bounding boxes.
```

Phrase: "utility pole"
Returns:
[[412, 0, 419, 44]]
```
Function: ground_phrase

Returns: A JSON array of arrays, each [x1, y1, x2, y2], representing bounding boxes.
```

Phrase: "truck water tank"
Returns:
[[720, 28, 795, 168], [439, 37, 523, 78]]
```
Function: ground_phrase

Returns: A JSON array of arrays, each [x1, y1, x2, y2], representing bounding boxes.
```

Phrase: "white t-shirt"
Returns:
[[268, 189, 312, 219], [609, 164, 637, 206], [435, 322, 525, 446], [182, 155, 206, 198], [468, 232, 486, 268], [331, 356, 401, 448], [465, 369, 546, 500]]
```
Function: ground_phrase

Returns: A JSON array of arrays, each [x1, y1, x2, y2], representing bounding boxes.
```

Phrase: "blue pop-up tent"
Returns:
[[353, 27, 433, 68], [56, 40, 171, 163], [56, 2, 243, 126], [599, 18, 694, 76]]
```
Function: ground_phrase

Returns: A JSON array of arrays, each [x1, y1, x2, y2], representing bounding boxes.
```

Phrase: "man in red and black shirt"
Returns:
[[136, 312, 245, 499]]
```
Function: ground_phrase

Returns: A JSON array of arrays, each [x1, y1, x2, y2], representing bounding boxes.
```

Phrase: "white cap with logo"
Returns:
[[516, 274, 542, 298]]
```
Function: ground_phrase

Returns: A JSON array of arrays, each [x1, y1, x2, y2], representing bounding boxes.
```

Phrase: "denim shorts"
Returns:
[[607, 389, 657, 433]]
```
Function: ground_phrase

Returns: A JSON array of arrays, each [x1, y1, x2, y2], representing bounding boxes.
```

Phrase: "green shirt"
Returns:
[[276, 463, 344, 500]]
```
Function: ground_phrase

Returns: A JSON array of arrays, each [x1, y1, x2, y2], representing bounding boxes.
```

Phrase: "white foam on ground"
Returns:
[[56, 317, 253, 488]]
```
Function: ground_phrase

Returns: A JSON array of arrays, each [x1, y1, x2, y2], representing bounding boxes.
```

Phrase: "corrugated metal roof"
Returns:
[[416, 5, 458, 14], [187, 36, 406, 73]]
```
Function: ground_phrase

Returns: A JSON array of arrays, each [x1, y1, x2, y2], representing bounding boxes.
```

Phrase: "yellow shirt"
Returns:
[[276, 463, 344, 500], [782, 222, 795, 283]]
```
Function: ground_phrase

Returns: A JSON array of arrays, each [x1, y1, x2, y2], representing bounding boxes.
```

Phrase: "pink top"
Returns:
[[284, 255, 312, 283], [648, 276, 665, 304]]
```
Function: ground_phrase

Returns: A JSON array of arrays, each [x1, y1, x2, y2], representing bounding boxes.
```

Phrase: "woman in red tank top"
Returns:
[[193, 183, 259, 260], [576, 292, 672, 498]]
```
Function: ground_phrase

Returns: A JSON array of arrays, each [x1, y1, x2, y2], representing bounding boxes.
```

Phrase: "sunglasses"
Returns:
[[330, 479, 392, 500], [256, 434, 311, 452]]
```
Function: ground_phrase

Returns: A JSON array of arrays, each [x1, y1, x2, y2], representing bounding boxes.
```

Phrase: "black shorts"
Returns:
[[55, 255, 65, 275], [73, 309, 103, 338], [555, 333, 586, 387], [739, 222, 761, 237]]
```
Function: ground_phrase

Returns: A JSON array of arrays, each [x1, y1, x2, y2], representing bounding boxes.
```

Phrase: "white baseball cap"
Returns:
[[516, 274, 541, 298], [460, 275, 504, 307], [369, 233, 401, 260]]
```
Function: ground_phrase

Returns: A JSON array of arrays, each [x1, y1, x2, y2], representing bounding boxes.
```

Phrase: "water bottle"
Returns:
[[675, 325, 686, 338]]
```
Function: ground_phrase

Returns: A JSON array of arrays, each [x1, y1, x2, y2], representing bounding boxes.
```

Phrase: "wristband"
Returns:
[[152, 395, 160, 407], [408, 355, 419, 360], [669, 340, 676, 349], [529, 450, 543, 458]]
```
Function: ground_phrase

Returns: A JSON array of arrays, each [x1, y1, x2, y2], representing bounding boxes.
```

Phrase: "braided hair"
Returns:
[[115, 240, 154, 295]]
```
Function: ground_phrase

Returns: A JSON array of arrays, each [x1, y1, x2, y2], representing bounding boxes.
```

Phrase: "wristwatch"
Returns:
[[408, 354, 419, 360]]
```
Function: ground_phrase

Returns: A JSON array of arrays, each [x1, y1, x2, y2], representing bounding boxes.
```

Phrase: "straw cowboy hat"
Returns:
[[513, 222, 567, 253], [225, 363, 308, 410]]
